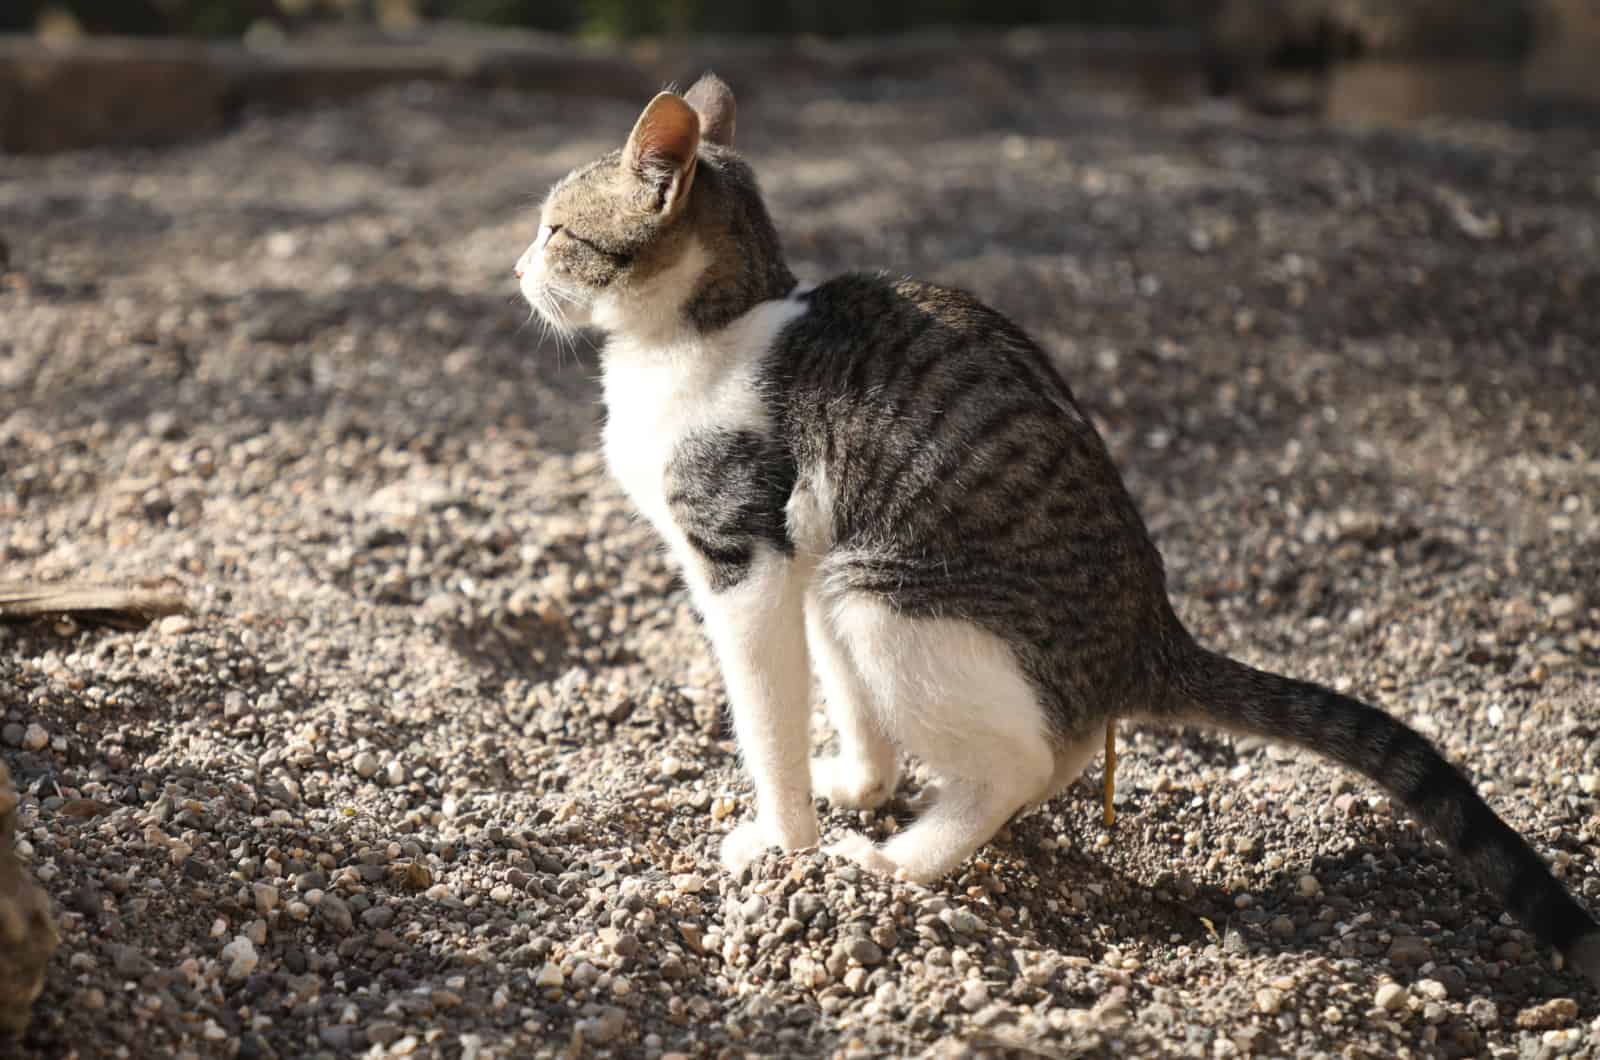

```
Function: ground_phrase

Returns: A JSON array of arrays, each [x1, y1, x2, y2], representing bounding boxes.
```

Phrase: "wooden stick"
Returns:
[[0, 581, 185, 628]]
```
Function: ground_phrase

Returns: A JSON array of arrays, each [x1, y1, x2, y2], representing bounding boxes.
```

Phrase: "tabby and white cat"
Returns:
[[515, 75, 1600, 981]]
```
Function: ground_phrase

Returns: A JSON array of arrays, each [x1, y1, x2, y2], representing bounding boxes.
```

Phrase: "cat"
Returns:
[[515, 74, 1600, 983]]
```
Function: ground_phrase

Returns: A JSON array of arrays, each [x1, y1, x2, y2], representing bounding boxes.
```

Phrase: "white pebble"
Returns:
[[352, 751, 380, 779], [221, 936, 258, 980], [535, 964, 564, 990], [22, 723, 48, 752], [1375, 982, 1409, 1012]]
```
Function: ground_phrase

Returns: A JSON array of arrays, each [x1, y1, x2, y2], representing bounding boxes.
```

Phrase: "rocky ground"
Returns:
[[2, 68, 1599, 1059]]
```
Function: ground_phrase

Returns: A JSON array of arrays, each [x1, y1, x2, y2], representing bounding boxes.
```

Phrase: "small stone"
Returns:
[[959, 981, 989, 1012], [157, 614, 193, 636], [385, 760, 406, 786], [361, 905, 395, 930], [221, 936, 258, 981], [352, 752, 380, 779], [317, 895, 353, 934], [535, 964, 563, 990], [1413, 979, 1448, 1002], [21, 724, 48, 752], [1516, 997, 1579, 1030], [367, 1022, 403, 1047], [1296, 874, 1321, 897], [1578, 774, 1600, 796], [1468, 998, 1498, 1027], [671, 873, 705, 894], [1255, 987, 1283, 1014], [576, 1006, 626, 1045], [1549, 593, 1580, 619], [940, 907, 982, 935], [110, 945, 152, 979], [845, 937, 884, 966], [788, 893, 824, 924], [253, 883, 279, 915], [1388, 934, 1431, 964], [1374, 983, 1408, 1012]]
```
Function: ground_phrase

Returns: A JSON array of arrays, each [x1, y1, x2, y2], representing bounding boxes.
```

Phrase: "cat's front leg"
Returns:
[[689, 549, 818, 874]]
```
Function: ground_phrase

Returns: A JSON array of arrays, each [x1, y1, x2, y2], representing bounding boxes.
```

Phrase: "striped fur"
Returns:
[[517, 74, 1600, 984]]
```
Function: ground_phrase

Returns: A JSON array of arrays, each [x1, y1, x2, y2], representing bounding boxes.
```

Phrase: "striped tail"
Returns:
[[1169, 646, 1600, 984]]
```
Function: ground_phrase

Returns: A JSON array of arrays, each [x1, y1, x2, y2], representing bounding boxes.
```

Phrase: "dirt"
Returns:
[[2, 71, 1599, 1059]]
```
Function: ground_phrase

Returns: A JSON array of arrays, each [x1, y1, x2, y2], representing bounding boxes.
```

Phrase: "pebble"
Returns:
[[253, 883, 280, 914], [577, 1006, 627, 1045], [1413, 979, 1447, 1002], [789, 893, 825, 924], [535, 964, 564, 990], [1516, 997, 1579, 1030], [1578, 774, 1599, 795], [352, 751, 380, 779], [959, 981, 989, 1012], [22, 723, 48, 752], [1255, 987, 1283, 1014], [222, 936, 259, 980], [1387, 934, 1431, 964], [1296, 874, 1321, 897], [1467, 998, 1498, 1027], [940, 907, 983, 935], [318, 895, 354, 933], [1374, 983, 1408, 1012], [845, 937, 884, 966]]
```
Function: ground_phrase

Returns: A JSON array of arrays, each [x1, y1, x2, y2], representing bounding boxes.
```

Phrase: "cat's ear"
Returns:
[[623, 91, 700, 214], [684, 72, 736, 148]]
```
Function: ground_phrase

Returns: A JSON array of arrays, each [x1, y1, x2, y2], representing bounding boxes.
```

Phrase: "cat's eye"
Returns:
[[535, 223, 563, 250]]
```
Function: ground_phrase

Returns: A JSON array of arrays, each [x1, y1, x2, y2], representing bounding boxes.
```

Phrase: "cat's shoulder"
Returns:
[[797, 272, 1016, 332]]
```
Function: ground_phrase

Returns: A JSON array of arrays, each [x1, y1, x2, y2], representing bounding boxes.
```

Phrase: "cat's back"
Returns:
[[770, 271, 1151, 560]]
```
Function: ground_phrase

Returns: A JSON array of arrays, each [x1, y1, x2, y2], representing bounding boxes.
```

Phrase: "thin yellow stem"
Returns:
[[1103, 718, 1117, 828]]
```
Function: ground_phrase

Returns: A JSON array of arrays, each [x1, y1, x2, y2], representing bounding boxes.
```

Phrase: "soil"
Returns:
[[2, 72, 1599, 1058]]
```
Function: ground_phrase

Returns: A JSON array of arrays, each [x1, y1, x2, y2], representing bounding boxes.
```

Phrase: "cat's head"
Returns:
[[516, 74, 794, 344]]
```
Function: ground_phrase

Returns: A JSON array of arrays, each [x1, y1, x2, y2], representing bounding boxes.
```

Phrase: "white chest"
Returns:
[[598, 296, 809, 543]]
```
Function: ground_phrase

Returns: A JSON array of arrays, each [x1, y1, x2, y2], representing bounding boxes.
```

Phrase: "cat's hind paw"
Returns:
[[824, 832, 907, 880], [811, 755, 896, 811]]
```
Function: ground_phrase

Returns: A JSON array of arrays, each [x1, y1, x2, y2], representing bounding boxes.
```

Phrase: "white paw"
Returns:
[[824, 832, 906, 879], [720, 821, 779, 875], [811, 755, 896, 811], [719, 817, 818, 876]]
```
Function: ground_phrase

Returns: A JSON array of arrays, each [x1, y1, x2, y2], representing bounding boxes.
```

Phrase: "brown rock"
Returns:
[[0, 759, 57, 1037]]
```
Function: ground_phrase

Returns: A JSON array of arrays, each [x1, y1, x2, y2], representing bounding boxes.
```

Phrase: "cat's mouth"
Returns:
[[516, 245, 592, 336]]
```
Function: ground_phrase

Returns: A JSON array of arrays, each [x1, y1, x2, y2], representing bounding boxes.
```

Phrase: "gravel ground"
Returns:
[[2, 71, 1600, 1059]]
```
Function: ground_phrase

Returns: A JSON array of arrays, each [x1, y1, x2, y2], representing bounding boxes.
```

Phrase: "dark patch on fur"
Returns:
[[665, 428, 796, 592]]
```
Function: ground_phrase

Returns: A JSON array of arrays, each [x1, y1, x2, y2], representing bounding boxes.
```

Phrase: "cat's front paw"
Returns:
[[719, 817, 817, 875], [824, 832, 907, 880], [811, 755, 896, 811]]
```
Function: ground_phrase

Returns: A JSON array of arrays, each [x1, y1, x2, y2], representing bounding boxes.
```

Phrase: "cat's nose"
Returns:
[[514, 265, 524, 278]]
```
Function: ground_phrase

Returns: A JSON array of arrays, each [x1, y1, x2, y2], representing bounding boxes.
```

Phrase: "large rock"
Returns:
[[0, 758, 55, 1039]]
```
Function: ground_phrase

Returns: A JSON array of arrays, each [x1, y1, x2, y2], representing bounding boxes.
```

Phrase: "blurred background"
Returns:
[[3, 0, 1598, 156]]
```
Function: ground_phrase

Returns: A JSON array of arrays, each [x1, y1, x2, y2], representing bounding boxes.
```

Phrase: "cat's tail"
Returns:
[[1165, 644, 1600, 985]]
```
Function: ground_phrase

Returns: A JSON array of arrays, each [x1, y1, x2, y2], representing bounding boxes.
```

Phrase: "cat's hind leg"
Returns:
[[806, 590, 900, 811], [820, 594, 1056, 883]]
